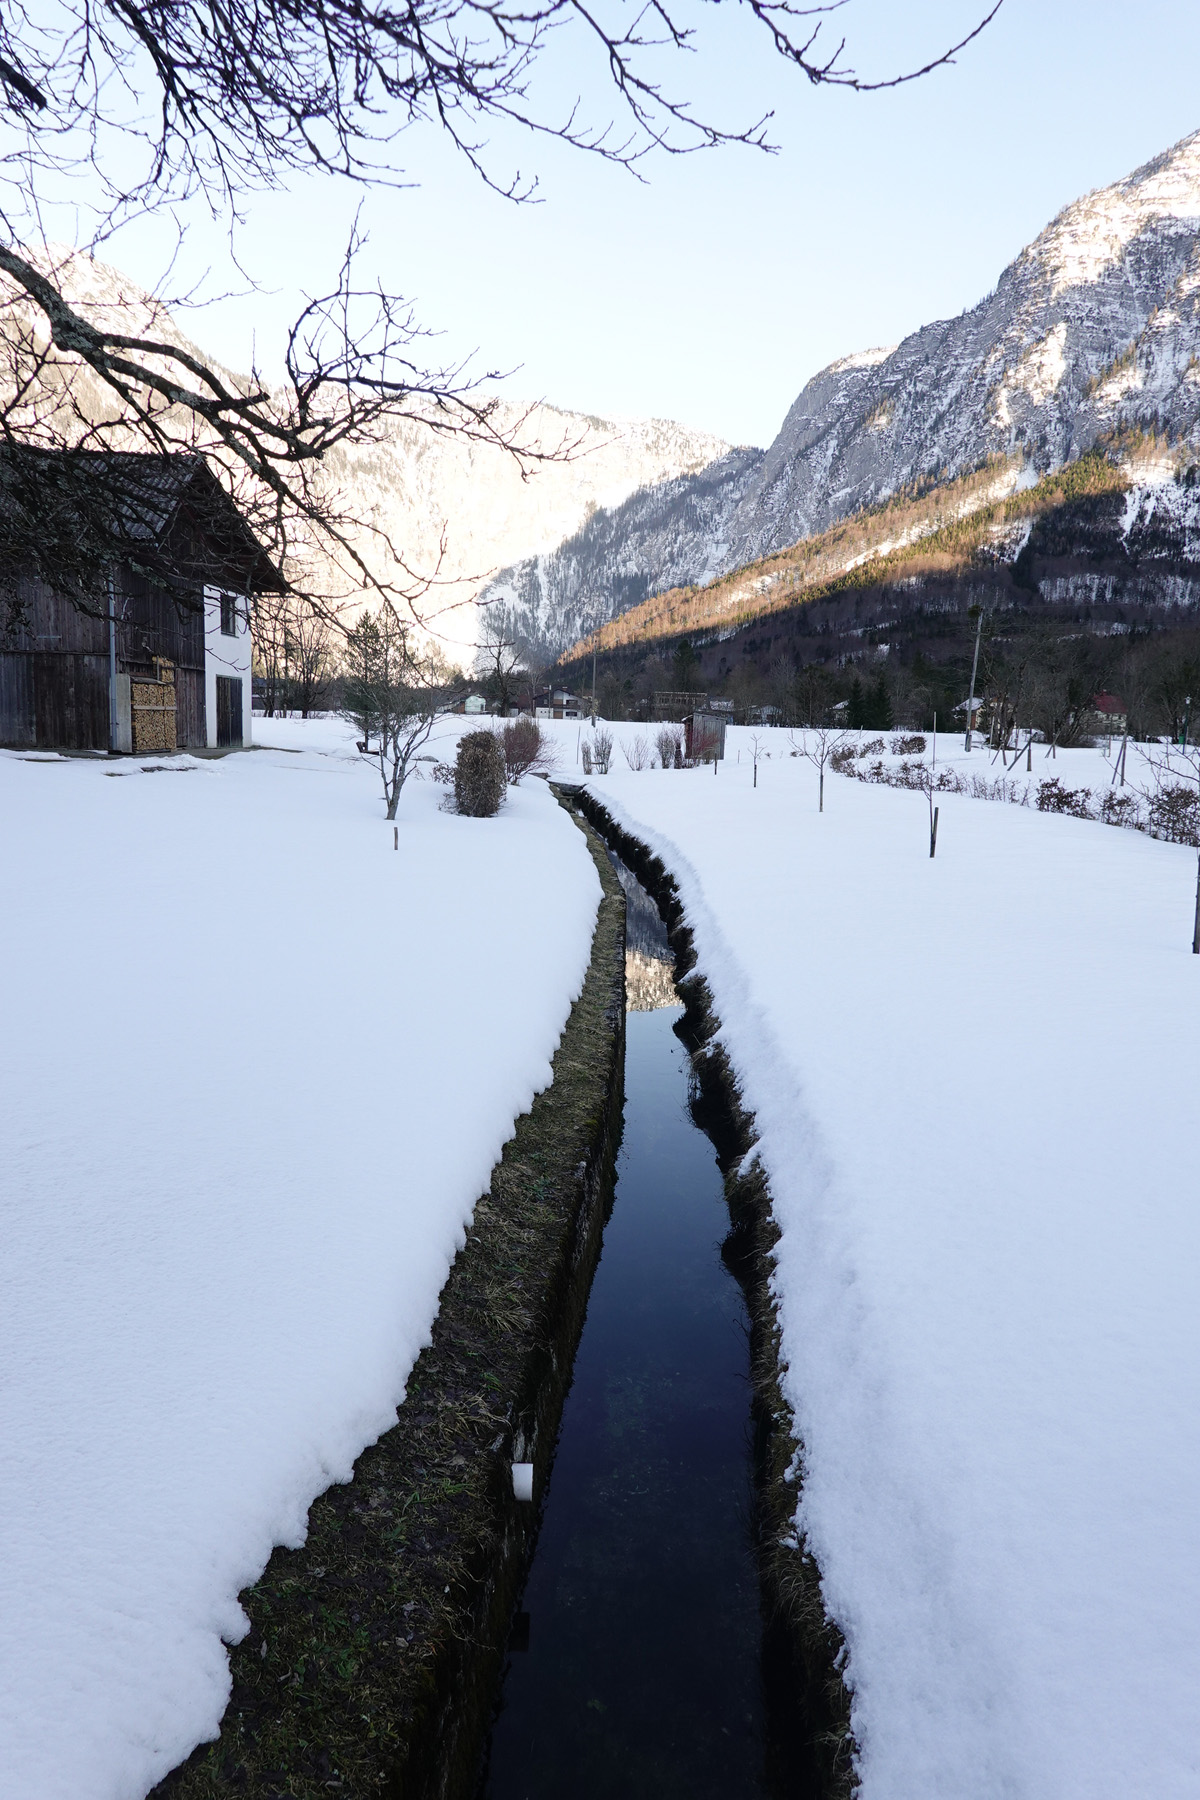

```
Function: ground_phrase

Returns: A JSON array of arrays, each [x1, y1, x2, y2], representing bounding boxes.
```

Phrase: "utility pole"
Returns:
[[964, 607, 983, 752], [591, 645, 597, 723]]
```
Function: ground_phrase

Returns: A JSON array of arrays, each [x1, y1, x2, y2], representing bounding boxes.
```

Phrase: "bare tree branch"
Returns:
[[0, 0, 1003, 634]]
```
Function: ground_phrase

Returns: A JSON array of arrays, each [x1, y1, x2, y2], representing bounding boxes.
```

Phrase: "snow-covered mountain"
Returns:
[[485, 128, 1200, 661], [0, 247, 732, 663], [321, 403, 732, 661], [475, 446, 764, 665]]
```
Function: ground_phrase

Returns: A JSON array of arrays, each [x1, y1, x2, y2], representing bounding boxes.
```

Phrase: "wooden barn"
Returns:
[[0, 448, 283, 753]]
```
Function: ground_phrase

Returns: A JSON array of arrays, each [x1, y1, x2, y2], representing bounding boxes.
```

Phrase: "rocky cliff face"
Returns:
[[732, 130, 1200, 561], [322, 404, 733, 661], [476, 445, 764, 663], [485, 128, 1200, 661]]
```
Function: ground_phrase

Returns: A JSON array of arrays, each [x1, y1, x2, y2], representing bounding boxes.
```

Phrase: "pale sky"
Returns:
[[70, 0, 1200, 449]]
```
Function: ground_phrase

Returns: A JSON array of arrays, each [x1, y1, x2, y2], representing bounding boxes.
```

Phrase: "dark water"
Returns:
[[480, 907, 769, 1798]]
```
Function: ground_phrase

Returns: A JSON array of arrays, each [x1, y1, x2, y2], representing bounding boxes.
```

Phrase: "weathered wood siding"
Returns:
[[1, 568, 207, 750], [0, 651, 35, 745]]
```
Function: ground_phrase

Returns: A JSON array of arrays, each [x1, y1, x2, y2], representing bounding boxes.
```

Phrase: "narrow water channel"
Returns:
[[479, 857, 770, 1799]]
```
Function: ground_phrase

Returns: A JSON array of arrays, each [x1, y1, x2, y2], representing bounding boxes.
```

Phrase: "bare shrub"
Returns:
[[891, 734, 926, 756], [1036, 778, 1095, 818], [499, 717, 558, 784], [655, 725, 683, 769], [1100, 790, 1143, 829], [1146, 782, 1200, 845], [593, 727, 615, 774], [581, 740, 593, 775], [840, 752, 1031, 809], [453, 731, 507, 817], [622, 733, 650, 771]]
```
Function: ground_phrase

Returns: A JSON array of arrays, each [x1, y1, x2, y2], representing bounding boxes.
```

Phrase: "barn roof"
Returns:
[[0, 446, 286, 594]]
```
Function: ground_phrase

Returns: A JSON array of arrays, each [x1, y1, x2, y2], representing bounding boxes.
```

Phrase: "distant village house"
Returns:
[[1090, 693, 1128, 736], [534, 688, 583, 720]]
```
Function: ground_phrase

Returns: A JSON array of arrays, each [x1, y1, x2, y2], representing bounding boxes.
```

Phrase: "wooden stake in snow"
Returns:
[[964, 608, 984, 751], [930, 805, 939, 859], [393, 825, 398, 850], [1193, 851, 1200, 955]]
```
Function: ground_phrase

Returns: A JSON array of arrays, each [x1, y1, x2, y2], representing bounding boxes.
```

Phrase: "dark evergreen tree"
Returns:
[[869, 674, 894, 731], [673, 639, 702, 690], [847, 677, 867, 729], [341, 613, 385, 750]]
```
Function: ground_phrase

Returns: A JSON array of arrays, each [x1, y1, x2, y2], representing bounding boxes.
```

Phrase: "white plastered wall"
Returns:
[[203, 587, 253, 748]]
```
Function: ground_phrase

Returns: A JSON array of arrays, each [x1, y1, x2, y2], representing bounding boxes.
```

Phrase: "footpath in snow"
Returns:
[[581, 736, 1200, 1800], [0, 718, 600, 1800]]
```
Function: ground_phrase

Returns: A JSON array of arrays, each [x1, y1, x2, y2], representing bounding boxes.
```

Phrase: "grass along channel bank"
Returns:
[[155, 798, 625, 1800]]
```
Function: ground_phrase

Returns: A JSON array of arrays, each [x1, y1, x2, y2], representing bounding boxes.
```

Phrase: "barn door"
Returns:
[[216, 674, 243, 747]]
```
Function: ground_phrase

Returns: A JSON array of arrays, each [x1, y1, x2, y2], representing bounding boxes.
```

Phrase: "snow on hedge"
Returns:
[[0, 720, 600, 1800], [586, 750, 1200, 1800]]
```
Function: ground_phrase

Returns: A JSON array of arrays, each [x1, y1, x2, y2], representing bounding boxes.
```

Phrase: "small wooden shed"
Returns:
[[684, 710, 727, 763], [0, 448, 282, 753]]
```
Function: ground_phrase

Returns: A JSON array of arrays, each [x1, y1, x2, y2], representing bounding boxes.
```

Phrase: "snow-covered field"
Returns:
[[0, 718, 600, 1800], [581, 736, 1200, 1800]]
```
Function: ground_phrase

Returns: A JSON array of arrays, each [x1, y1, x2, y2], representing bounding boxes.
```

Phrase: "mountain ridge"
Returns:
[[481, 127, 1200, 663]]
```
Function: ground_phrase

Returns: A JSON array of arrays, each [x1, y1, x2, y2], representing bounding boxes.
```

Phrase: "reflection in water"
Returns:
[[611, 853, 671, 960], [625, 948, 678, 1012], [612, 849, 679, 1014], [480, 858, 768, 1800]]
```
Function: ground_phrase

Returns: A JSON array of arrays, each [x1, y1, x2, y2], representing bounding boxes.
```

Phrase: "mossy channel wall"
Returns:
[[156, 800, 625, 1800], [568, 784, 858, 1799]]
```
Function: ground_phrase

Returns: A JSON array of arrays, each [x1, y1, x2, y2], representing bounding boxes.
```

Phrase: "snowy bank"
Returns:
[[0, 721, 600, 1800], [583, 754, 1200, 1800]]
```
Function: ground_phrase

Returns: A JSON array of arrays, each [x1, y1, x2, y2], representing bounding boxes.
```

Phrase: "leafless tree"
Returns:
[[252, 588, 292, 720], [0, 0, 1001, 631], [476, 612, 523, 716], [1027, 635, 1111, 756], [339, 607, 461, 817], [290, 600, 339, 717], [790, 725, 849, 812], [251, 588, 337, 715], [747, 732, 765, 788], [521, 657, 553, 721]]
